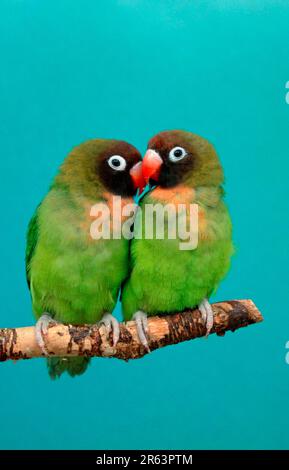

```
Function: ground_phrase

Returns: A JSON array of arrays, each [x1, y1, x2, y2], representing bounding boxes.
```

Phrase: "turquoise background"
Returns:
[[0, 0, 288, 450]]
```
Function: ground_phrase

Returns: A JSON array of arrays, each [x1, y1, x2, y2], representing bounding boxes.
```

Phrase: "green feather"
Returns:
[[25, 206, 40, 288], [47, 357, 90, 380]]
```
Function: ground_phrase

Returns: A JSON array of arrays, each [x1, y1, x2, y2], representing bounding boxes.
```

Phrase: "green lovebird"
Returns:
[[26, 138, 144, 378], [122, 130, 234, 350]]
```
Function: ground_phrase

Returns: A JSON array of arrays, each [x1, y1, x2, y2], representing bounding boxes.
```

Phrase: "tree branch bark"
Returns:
[[0, 299, 262, 362]]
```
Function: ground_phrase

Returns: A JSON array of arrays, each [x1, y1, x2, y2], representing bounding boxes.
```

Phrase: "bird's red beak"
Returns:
[[130, 161, 146, 194], [142, 149, 163, 184]]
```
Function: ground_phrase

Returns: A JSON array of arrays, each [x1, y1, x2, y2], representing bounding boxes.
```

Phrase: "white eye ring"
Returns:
[[168, 146, 187, 162], [107, 155, 127, 171]]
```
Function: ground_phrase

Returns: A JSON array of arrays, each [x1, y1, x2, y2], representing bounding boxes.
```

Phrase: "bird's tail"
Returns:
[[47, 357, 91, 379]]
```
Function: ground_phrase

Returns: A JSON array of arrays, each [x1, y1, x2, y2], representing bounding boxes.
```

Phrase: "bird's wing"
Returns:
[[25, 205, 40, 289]]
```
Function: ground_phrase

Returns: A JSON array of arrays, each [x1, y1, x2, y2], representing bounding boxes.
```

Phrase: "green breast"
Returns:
[[122, 186, 234, 318]]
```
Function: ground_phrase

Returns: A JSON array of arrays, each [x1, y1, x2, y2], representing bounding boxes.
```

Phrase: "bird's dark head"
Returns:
[[97, 140, 144, 196], [58, 139, 145, 197], [142, 130, 224, 189]]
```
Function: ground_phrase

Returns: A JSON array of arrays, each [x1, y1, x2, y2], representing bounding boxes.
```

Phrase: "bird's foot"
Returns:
[[99, 313, 120, 347], [35, 313, 58, 355], [133, 311, 150, 352], [198, 298, 214, 337]]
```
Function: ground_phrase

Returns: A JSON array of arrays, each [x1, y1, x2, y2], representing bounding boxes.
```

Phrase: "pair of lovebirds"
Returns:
[[26, 130, 234, 378]]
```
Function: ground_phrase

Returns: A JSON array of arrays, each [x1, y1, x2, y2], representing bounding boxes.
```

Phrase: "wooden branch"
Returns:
[[0, 300, 262, 362]]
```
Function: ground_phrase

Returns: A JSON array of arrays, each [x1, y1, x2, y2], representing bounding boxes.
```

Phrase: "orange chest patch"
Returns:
[[102, 192, 135, 222], [78, 193, 136, 241], [151, 186, 207, 238], [151, 185, 196, 206]]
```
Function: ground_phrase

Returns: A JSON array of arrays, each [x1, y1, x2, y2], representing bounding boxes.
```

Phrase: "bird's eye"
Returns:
[[107, 155, 127, 171], [168, 146, 187, 162]]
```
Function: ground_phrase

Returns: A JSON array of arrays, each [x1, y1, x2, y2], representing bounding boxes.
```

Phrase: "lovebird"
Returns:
[[26, 138, 144, 378], [122, 130, 234, 349]]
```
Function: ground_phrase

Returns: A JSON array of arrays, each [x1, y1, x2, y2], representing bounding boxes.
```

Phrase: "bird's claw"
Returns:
[[133, 311, 150, 352], [35, 313, 58, 355], [198, 298, 214, 337], [100, 313, 120, 347]]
